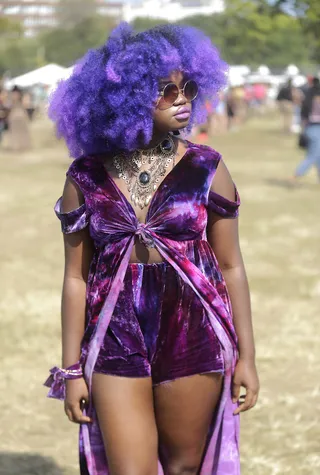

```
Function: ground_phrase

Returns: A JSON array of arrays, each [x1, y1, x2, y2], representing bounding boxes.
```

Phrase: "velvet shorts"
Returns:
[[93, 262, 224, 385]]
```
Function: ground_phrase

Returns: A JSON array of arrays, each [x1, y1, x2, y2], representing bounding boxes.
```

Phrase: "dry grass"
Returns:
[[0, 114, 319, 475]]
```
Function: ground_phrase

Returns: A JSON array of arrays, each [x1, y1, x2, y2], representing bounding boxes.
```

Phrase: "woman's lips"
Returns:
[[173, 107, 191, 120]]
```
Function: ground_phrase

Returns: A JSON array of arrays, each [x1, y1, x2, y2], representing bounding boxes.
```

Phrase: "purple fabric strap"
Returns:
[[54, 197, 90, 234], [207, 188, 240, 218], [44, 362, 83, 401]]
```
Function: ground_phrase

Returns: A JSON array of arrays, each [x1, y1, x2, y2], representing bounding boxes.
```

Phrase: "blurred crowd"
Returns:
[[194, 75, 320, 141], [0, 84, 48, 151], [1, 76, 319, 156]]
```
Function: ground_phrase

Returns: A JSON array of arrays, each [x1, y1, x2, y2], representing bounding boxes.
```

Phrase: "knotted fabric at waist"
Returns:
[[92, 220, 157, 248], [135, 222, 155, 248], [91, 219, 204, 248]]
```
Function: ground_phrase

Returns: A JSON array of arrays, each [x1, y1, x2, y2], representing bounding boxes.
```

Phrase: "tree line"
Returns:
[[0, 0, 319, 78]]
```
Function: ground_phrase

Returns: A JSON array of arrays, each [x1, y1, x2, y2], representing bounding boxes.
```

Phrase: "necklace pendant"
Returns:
[[160, 135, 175, 154], [145, 195, 151, 206], [113, 133, 176, 211], [139, 171, 151, 185]]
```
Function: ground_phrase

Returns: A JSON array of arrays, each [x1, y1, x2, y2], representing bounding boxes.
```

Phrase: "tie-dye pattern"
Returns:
[[93, 261, 225, 383], [51, 141, 241, 474]]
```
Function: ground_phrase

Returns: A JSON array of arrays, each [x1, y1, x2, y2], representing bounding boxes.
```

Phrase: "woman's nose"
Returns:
[[174, 91, 187, 106]]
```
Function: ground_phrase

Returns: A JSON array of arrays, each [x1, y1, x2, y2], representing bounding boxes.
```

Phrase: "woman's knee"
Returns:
[[165, 453, 202, 475], [165, 463, 199, 475]]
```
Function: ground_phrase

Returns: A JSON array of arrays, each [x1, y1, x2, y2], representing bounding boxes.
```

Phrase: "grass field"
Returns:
[[0, 114, 319, 475]]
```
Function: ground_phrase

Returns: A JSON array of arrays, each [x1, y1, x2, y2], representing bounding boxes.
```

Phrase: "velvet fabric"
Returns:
[[93, 261, 224, 384], [49, 141, 241, 474], [44, 363, 83, 400]]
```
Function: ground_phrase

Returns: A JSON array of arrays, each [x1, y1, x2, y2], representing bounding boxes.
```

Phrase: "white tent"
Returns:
[[228, 65, 250, 87], [6, 64, 69, 89]]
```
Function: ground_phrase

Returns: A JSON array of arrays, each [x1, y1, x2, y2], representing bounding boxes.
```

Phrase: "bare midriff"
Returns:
[[129, 240, 164, 264]]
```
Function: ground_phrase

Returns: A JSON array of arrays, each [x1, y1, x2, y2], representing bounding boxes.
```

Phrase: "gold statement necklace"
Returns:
[[113, 134, 177, 209]]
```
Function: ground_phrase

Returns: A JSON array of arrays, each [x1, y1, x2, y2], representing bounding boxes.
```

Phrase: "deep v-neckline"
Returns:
[[98, 141, 191, 225]]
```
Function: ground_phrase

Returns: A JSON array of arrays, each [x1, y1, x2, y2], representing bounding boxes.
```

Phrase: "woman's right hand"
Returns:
[[64, 377, 92, 424]]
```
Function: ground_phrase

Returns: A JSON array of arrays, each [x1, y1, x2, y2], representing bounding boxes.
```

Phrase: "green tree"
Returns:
[[264, 0, 320, 61], [0, 38, 40, 77], [297, 0, 320, 62], [0, 17, 23, 40], [0, 18, 39, 76], [132, 17, 169, 32], [41, 15, 116, 66], [132, 1, 311, 68], [183, 1, 310, 68]]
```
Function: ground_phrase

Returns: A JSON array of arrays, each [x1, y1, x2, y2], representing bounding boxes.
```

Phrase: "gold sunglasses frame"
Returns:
[[158, 80, 199, 105]]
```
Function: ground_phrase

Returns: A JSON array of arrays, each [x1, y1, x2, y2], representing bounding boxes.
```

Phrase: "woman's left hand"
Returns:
[[232, 358, 260, 415]]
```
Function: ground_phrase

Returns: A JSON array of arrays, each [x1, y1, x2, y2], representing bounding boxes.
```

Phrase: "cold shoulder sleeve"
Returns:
[[54, 196, 90, 234], [54, 157, 91, 234], [207, 187, 240, 218]]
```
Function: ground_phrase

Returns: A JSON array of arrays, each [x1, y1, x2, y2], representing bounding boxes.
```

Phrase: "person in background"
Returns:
[[23, 90, 36, 121], [244, 83, 254, 114], [277, 78, 294, 133], [226, 86, 236, 130], [0, 89, 9, 144], [210, 91, 228, 135], [7, 86, 32, 151], [291, 78, 305, 134], [232, 84, 246, 125], [196, 98, 214, 142], [290, 77, 320, 183], [253, 82, 267, 114], [301, 75, 314, 96]]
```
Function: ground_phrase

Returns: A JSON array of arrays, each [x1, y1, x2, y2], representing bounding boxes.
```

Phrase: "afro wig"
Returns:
[[49, 22, 228, 158]]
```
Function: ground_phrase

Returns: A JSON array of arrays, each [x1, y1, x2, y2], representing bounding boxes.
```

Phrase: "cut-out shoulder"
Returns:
[[61, 176, 85, 214], [55, 196, 90, 234], [55, 178, 90, 234], [210, 158, 236, 202], [207, 158, 240, 219]]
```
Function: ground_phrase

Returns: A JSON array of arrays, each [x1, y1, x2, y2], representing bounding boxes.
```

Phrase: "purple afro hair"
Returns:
[[49, 22, 228, 158]]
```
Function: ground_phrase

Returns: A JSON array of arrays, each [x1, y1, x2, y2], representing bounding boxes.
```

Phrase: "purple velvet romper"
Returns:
[[48, 141, 241, 474]]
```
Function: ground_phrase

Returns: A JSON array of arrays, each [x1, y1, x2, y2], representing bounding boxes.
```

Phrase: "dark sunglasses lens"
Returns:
[[184, 80, 198, 101], [163, 83, 179, 104]]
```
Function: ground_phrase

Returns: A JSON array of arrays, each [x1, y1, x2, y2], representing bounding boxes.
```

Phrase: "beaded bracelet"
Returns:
[[44, 362, 83, 400]]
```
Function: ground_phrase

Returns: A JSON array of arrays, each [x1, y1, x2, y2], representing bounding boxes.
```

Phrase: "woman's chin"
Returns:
[[172, 118, 190, 129]]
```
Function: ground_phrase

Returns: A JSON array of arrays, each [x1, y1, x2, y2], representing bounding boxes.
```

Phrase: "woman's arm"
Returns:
[[60, 177, 94, 368], [207, 160, 259, 414], [60, 177, 94, 424]]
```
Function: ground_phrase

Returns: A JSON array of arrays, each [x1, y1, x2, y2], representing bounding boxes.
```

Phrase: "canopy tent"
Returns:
[[5, 64, 69, 89], [228, 65, 250, 87]]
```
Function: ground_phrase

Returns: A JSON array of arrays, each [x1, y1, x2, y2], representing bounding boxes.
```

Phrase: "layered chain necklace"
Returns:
[[113, 134, 177, 209]]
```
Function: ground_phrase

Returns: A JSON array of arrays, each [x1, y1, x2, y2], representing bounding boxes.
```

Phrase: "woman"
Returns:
[[291, 77, 320, 183], [7, 86, 32, 151], [45, 23, 259, 475], [276, 79, 294, 134]]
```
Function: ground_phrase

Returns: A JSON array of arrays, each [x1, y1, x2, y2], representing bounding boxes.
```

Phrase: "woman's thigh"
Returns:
[[92, 373, 158, 475], [154, 372, 223, 474]]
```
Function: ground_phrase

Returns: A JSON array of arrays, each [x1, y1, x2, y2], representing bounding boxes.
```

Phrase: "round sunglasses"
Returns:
[[158, 79, 198, 105]]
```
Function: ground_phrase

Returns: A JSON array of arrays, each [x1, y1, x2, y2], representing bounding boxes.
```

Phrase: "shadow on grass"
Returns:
[[0, 452, 64, 475]]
